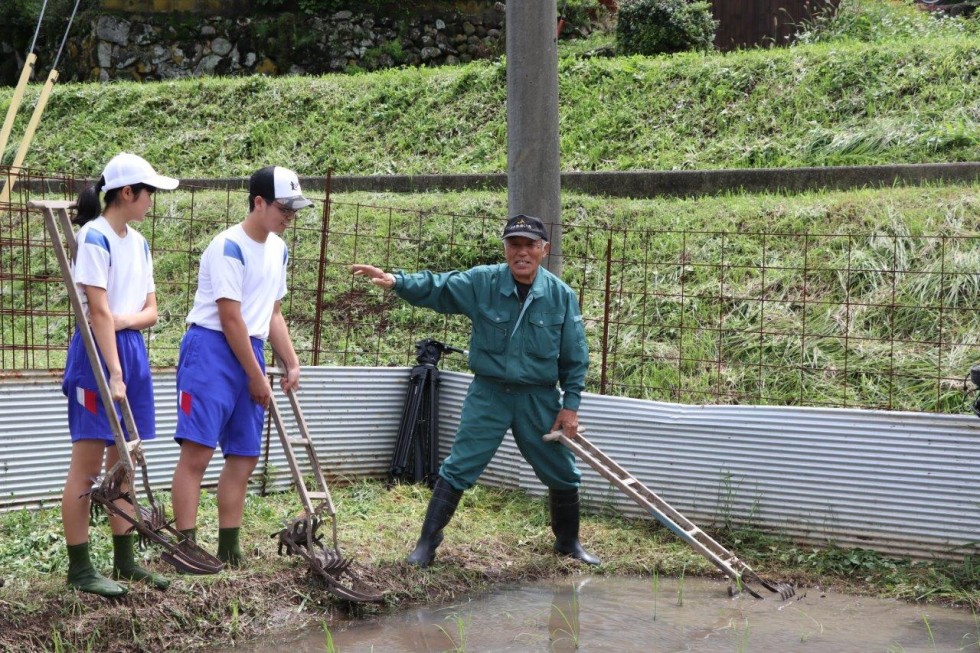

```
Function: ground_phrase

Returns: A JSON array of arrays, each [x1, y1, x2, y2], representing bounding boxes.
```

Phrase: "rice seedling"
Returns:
[[790, 607, 825, 643], [547, 611, 577, 649], [321, 621, 339, 653], [677, 563, 687, 607], [435, 613, 469, 653], [549, 596, 581, 651], [651, 569, 660, 621], [962, 607, 980, 651], [733, 617, 751, 653], [922, 614, 937, 653]]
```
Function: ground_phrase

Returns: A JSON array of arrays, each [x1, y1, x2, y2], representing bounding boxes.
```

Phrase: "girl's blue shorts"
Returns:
[[63, 328, 155, 444]]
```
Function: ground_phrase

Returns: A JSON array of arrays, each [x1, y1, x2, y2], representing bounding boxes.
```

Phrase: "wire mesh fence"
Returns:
[[3, 165, 978, 413]]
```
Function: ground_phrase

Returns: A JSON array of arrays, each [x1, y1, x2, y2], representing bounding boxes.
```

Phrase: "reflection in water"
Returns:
[[228, 576, 980, 652]]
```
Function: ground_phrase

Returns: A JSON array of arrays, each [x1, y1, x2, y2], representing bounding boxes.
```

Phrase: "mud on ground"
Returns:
[[0, 531, 593, 653], [2, 483, 975, 651]]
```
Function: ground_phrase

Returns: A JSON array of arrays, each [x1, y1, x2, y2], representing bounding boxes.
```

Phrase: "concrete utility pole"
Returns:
[[506, 1, 562, 274]]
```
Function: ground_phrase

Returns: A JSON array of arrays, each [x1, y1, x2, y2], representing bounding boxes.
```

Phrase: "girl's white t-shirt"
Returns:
[[185, 224, 288, 340], [73, 216, 155, 318]]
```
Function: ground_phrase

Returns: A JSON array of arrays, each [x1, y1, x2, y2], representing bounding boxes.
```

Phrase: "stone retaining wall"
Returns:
[[3, 3, 517, 83]]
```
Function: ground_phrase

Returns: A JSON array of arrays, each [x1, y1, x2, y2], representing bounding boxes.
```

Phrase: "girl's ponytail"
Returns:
[[73, 176, 105, 226]]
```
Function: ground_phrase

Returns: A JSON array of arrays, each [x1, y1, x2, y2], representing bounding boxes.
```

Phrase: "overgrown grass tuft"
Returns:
[[795, 0, 979, 45]]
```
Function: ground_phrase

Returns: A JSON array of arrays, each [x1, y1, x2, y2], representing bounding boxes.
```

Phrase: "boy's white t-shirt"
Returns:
[[73, 217, 155, 318], [185, 224, 288, 340]]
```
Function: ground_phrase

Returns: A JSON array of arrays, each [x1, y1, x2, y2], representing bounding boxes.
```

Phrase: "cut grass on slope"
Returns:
[[1, 33, 978, 176]]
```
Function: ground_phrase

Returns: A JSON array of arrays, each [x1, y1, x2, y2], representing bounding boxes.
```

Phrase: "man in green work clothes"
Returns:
[[351, 214, 600, 567]]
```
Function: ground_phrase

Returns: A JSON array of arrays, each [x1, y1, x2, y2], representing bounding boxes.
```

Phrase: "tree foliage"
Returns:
[[616, 0, 717, 56]]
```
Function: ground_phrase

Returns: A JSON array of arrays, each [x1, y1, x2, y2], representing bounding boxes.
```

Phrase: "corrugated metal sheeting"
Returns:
[[0, 368, 414, 508], [563, 395, 980, 561], [2, 368, 978, 560]]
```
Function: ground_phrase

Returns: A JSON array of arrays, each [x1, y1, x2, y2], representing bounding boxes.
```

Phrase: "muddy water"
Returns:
[[234, 576, 979, 652]]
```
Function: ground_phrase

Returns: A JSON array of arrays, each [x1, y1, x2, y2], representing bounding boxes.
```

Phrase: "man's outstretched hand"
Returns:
[[351, 264, 395, 290]]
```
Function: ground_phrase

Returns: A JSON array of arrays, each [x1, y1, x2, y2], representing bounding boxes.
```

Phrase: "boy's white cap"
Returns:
[[101, 152, 179, 192], [249, 165, 314, 210]]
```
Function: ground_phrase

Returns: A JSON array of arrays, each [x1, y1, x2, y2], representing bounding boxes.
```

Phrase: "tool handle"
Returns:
[[542, 426, 586, 442]]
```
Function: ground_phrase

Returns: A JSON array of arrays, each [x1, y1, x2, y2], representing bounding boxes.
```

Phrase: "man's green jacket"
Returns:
[[393, 263, 589, 411]]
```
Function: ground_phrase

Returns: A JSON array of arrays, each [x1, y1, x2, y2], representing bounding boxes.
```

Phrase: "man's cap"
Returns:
[[101, 152, 179, 192], [249, 165, 314, 210], [502, 214, 549, 241]]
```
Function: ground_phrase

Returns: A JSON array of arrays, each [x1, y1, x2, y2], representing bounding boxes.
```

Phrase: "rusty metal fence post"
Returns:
[[311, 169, 332, 366]]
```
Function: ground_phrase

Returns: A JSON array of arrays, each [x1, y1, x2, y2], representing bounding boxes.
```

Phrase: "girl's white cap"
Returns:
[[101, 152, 179, 192]]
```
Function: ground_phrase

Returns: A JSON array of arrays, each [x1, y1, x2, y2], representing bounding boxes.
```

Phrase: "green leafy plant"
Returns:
[[616, 0, 717, 56], [559, 0, 611, 33]]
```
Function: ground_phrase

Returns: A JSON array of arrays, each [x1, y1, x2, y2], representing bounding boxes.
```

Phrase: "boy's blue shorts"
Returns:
[[63, 329, 155, 444], [174, 325, 266, 458]]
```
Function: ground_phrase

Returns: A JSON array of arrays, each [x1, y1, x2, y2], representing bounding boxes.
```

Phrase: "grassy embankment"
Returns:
[[0, 481, 977, 652], [8, 183, 980, 412], [0, 3, 977, 175]]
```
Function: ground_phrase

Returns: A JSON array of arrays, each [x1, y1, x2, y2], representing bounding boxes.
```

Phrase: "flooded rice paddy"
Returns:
[[233, 576, 979, 652]]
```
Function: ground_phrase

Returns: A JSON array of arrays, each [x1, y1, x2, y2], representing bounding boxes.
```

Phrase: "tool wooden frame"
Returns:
[[544, 427, 794, 599], [267, 365, 384, 603]]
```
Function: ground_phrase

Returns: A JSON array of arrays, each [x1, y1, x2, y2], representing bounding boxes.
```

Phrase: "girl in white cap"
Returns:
[[60, 153, 178, 596]]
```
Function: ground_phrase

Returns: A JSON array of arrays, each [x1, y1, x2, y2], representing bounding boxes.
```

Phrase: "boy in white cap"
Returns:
[[170, 165, 310, 567], [61, 153, 179, 596]]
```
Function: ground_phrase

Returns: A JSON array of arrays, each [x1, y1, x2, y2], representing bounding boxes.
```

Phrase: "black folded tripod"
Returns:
[[971, 365, 980, 418], [389, 339, 464, 487]]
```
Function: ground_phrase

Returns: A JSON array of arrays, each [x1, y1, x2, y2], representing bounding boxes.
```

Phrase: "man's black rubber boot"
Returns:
[[549, 487, 601, 566], [406, 477, 463, 567]]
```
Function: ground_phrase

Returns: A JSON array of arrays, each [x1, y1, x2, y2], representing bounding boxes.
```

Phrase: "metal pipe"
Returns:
[[28, 0, 50, 56]]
